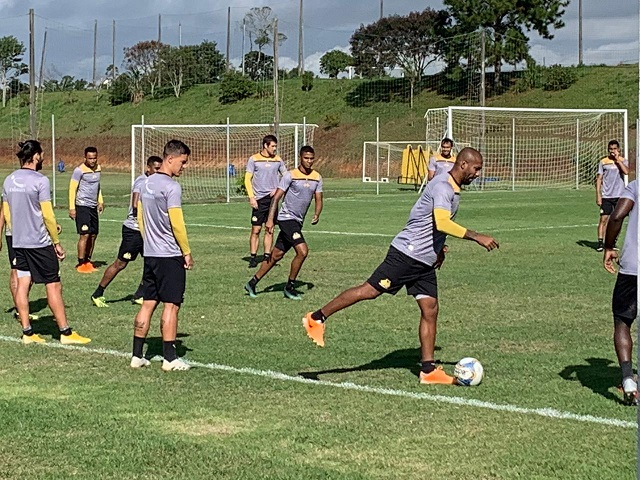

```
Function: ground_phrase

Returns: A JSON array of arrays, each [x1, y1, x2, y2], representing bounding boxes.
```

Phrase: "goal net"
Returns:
[[132, 122, 317, 202], [425, 107, 628, 190]]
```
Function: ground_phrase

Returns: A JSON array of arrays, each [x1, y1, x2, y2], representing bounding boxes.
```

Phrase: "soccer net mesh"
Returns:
[[425, 107, 628, 190], [132, 123, 316, 202]]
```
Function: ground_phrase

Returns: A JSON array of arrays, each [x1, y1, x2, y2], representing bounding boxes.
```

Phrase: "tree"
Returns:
[[0, 36, 27, 107], [242, 7, 287, 70], [191, 41, 225, 84], [123, 40, 165, 98], [243, 50, 274, 81], [350, 9, 450, 106], [105, 64, 119, 79], [319, 50, 352, 78], [443, 0, 568, 88], [159, 45, 197, 98]]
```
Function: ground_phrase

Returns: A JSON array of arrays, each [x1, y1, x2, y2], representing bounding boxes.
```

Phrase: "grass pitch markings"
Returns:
[[0, 334, 634, 430]]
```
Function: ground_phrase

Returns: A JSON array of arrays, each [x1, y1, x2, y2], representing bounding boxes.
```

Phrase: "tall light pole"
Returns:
[[578, 0, 583, 65]]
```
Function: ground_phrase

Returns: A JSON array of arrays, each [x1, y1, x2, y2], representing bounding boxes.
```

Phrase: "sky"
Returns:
[[0, 0, 638, 81]]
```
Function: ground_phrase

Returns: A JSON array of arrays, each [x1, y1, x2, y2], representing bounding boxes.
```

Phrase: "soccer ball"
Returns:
[[454, 357, 484, 386]]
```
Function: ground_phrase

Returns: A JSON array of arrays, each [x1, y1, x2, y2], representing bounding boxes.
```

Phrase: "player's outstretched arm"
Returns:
[[434, 208, 498, 251], [265, 188, 285, 234], [463, 230, 499, 251]]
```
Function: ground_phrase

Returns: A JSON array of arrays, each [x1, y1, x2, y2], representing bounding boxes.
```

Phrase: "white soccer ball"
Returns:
[[454, 357, 484, 386]]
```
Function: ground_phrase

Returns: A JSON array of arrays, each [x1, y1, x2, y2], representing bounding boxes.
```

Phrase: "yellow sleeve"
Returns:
[[137, 200, 144, 237], [98, 188, 104, 205], [244, 172, 255, 198], [168, 207, 191, 255], [2, 201, 11, 233], [40, 201, 60, 244], [433, 208, 467, 239], [69, 179, 79, 208]]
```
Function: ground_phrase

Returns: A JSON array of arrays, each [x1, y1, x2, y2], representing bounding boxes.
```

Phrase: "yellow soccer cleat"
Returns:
[[22, 333, 46, 344], [60, 331, 91, 345], [91, 296, 109, 308]]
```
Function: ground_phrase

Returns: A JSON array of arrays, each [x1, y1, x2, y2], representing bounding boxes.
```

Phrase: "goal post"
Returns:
[[131, 121, 317, 202], [425, 106, 628, 190]]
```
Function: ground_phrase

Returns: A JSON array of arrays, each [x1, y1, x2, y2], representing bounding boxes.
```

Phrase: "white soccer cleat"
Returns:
[[162, 358, 191, 371], [130, 356, 151, 368]]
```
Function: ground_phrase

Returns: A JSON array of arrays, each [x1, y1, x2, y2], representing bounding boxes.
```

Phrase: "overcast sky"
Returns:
[[0, 0, 637, 80]]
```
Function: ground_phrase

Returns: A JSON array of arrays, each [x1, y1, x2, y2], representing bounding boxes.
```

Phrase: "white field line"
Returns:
[[0, 335, 634, 429], [93, 218, 597, 237]]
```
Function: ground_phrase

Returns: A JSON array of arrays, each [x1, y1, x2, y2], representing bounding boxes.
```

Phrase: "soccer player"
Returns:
[[603, 179, 637, 405], [69, 146, 104, 272], [130, 140, 193, 371], [244, 134, 287, 268], [427, 138, 456, 181], [596, 139, 628, 252], [302, 147, 498, 385], [3, 140, 90, 344], [244, 145, 322, 300], [91, 156, 163, 308]]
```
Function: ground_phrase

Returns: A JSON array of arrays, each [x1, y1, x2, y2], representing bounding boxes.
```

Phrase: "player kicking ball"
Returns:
[[244, 145, 322, 300], [302, 148, 498, 385]]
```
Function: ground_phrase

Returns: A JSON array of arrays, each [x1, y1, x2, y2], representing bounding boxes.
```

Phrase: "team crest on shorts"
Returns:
[[123, 252, 132, 260], [11, 258, 16, 266], [292, 232, 301, 240], [252, 216, 258, 222], [81, 224, 89, 231], [379, 278, 391, 289]]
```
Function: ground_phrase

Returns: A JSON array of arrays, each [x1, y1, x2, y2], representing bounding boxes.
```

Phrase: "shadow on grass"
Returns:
[[298, 346, 449, 381], [576, 240, 601, 251], [558, 357, 626, 404], [262, 280, 315, 294], [6, 297, 50, 317], [91, 260, 108, 267], [145, 333, 192, 359]]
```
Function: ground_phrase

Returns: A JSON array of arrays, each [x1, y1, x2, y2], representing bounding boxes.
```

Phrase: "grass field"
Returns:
[[0, 179, 637, 479]]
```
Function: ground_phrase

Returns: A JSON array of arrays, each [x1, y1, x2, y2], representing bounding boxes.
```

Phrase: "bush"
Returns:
[[235, 175, 247, 195], [513, 63, 544, 93], [109, 74, 132, 106], [542, 65, 577, 91], [219, 72, 256, 104], [301, 72, 314, 91], [323, 113, 340, 130]]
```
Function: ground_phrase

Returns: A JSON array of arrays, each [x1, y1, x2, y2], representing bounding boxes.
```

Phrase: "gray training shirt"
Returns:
[[597, 156, 628, 199], [71, 164, 102, 207], [140, 172, 183, 258], [277, 169, 323, 224], [619, 180, 637, 276], [246, 153, 287, 200], [123, 174, 146, 231], [391, 173, 461, 267], [2, 169, 52, 249]]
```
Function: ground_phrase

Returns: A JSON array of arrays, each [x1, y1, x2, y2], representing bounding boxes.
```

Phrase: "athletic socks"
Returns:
[[22, 327, 33, 336], [311, 309, 326, 323], [60, 327, 72, 336], [286, 278, 295, 291], [132, 336, 145, 358], [421, 360, 436, 374], [621, 361, 633, 380], [93, 286, 105, 298], [248, 276, 259, 288], [163, 341, 178, 362]]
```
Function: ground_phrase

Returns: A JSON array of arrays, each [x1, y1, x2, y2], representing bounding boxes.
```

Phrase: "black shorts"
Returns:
[[6, 235, 16, 269], [274, 220, 305, 254], [612, 273, 637, 323], [14, 245, 60, 284], [367, 246, 438, 298], [141, 256, 186, 305], [600, 198, 619, 216], [117, 225, 143, 262], [75, 205, 99, 234], [251, 196, 272, 226]]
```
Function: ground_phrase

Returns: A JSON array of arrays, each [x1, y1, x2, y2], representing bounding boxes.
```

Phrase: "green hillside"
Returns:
[[0, 64, 637, 175]]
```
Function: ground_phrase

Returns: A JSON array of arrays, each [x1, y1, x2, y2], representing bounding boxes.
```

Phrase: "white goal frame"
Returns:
[[131, 119, 317, 202], [425, 106, 628, 190]]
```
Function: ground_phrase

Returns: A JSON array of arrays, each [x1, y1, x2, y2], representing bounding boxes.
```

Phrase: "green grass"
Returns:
[[1, 64, 637, 174], [0, 181, 636, 479]]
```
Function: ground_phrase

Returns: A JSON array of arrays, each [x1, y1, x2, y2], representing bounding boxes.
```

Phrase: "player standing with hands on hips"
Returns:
[[595, 140, 628, 252]]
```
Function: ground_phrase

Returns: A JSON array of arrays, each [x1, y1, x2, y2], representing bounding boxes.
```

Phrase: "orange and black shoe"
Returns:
[[419, 366, 455, 385], [302, 312, 325, 347], [76, 262, 94, 273]]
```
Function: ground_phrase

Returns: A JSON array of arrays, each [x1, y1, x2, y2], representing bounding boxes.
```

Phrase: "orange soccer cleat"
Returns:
[[419, 366, 455, 385]]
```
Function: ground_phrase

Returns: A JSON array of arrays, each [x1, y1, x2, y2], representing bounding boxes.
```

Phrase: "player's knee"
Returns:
[[614, 314, 634, 330], [114, 259, 128, 270], [297, 245, 309, 258]]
